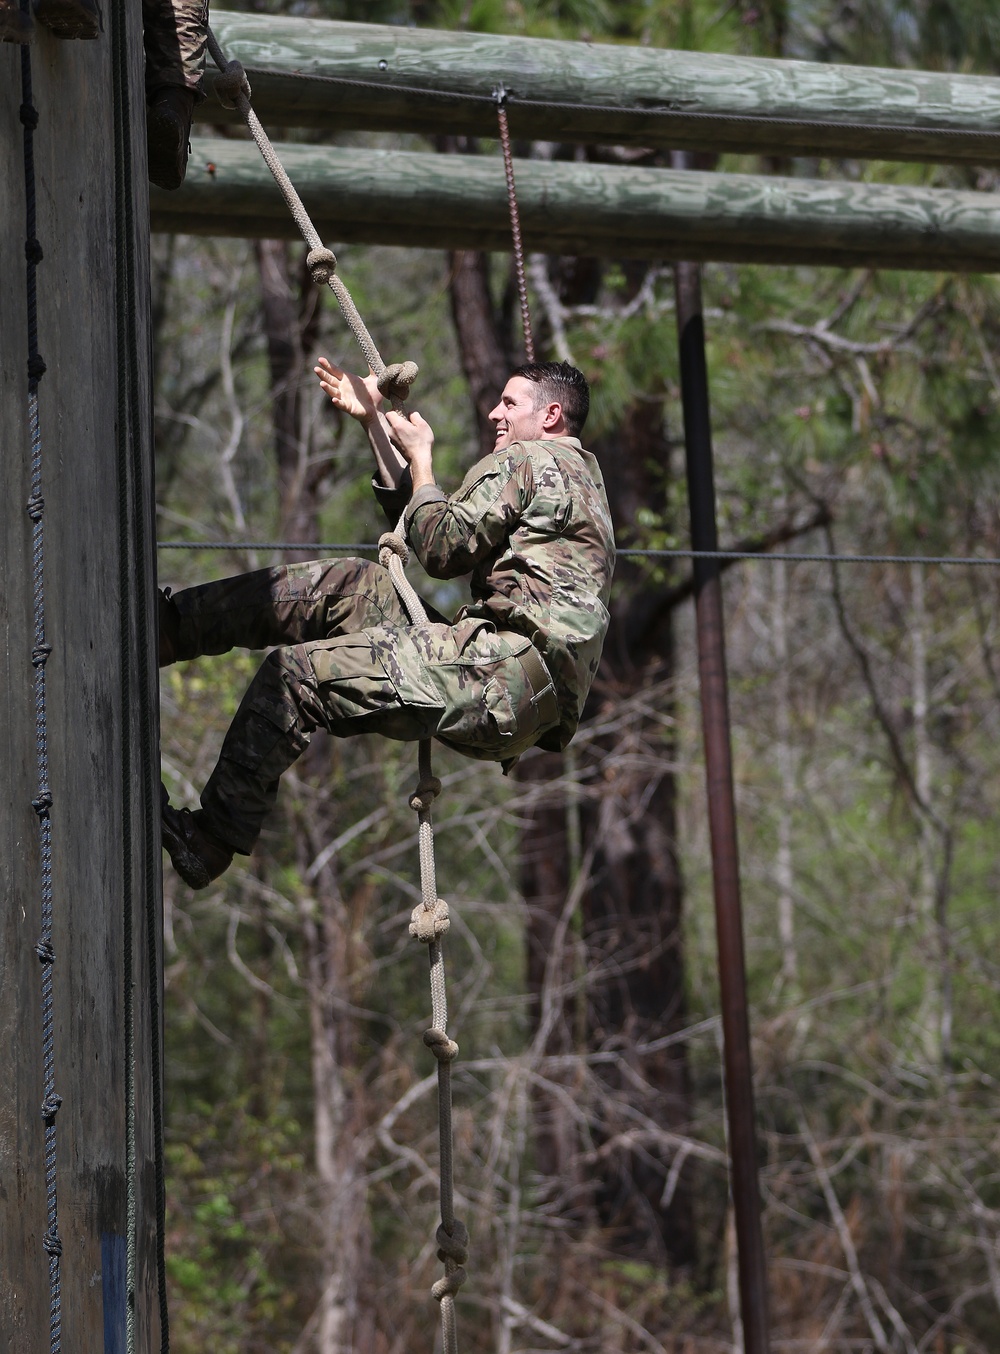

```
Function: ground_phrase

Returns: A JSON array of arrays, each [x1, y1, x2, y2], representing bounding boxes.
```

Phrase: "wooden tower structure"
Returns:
[[0, 8, 164, 1350]]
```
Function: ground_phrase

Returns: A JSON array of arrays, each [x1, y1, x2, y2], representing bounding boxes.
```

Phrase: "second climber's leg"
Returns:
[[144, 0, 208, 189]]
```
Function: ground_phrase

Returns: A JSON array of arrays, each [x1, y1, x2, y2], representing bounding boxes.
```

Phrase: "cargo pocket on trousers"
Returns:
[[224, 687, 309, 776], [484, 675, 520, 742]]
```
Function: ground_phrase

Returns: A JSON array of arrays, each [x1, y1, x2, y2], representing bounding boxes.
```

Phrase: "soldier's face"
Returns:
[[489, 376, 550, 449]]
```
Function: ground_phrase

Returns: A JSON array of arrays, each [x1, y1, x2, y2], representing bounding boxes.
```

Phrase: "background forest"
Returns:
[[154, 0, 1000, 1349]]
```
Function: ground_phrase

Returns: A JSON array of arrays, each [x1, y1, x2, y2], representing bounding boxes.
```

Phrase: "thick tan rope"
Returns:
[[378, 529, 468, 1352], [206, 27, 419, 406], [202, 36, 464, 1338]]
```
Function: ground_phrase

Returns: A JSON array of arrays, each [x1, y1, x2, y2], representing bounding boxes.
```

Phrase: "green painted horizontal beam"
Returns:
[[201, 10, 1000, 166], [152, 138, 1000, 272]]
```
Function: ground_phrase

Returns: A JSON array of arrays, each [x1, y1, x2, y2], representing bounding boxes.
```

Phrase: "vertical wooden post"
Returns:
[[0, 13, 162, 1352], [673, 245, 771, 1351]]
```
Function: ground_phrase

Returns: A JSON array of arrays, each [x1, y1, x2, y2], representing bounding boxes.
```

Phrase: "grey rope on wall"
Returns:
[[19, 31, 63, 1354]]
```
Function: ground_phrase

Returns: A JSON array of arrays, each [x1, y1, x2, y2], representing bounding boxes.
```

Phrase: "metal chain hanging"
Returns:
[[493, 83, 534, 361]]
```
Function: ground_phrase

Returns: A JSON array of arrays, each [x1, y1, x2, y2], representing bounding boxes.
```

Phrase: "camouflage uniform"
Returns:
[[168, 436, 615, 855], [143, 0, 207, 97]]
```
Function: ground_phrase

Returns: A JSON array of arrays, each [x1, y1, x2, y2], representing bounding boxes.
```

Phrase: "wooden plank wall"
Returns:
[[0, 12, 161, 1352]]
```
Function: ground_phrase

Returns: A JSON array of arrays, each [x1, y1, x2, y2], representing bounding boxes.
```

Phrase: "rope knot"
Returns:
[[377, 360, 419, 403], [20, 103, 39, 130], [26, 493, 44, 522], [410, 898, 450, 943], [432, 1219, 470, 1301], [378, 530, 409, 570], [422, 1026, 459, 1063], [436, 1219, 469, 1267], [214, 58, 251, 109], [32, 790, 52, 818], [31, 644, 52, 669], [306, 245, 337, 286], [28, 353, 47, 383], [35, 939, 55, 965], [42, 1228, 62, 1259], [409, 775, 442, 813], [40, 1091, 62, 1123], [25, 237, 43, 266]]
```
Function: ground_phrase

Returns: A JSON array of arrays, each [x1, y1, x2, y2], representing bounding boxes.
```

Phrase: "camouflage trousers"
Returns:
[[167, 557, 559, 854], [143, 0, 207, 97]]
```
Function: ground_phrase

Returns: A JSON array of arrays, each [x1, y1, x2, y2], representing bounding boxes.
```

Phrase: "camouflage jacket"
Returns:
[[374, 437, 615, 752]]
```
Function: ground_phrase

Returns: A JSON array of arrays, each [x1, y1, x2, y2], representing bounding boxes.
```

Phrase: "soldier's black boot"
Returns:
[[147, 86, 196, 191], [1, 0, 34, 41], [32, 0, 100, 39], [159, 588, 181, 667], [161, 785, 234, 889]]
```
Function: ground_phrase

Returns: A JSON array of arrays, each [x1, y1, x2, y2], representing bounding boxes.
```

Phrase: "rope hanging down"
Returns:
[[206, 27, 418, 407], [203, 34, 468, 1341], [379, 528, 469, 1354], [494, 84, 534, 362], [20, 40, 63, 1354]]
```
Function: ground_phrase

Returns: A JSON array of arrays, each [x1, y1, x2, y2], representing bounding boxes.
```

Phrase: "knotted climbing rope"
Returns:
[[378, 528, 469, 1353], [20, 39, 63, 1354], [206, 27, 418, 408], [203, 34, 467, 1342]]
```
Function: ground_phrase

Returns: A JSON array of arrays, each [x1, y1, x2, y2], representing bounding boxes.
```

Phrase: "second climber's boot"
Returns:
[[146, 86, 196, 191], [33, 0, 100, 39], [158, 588, 181, 667]]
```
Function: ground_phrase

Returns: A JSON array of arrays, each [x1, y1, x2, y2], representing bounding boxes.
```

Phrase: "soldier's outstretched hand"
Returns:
[[315, 357, 381, 426]]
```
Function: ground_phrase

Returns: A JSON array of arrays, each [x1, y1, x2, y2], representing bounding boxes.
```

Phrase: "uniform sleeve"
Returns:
[[370, 466, 413, 529], [403, 448, 533, 578]]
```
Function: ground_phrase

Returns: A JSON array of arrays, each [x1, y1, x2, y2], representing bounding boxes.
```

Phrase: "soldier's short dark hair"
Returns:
[[511, 361, 590, 438]]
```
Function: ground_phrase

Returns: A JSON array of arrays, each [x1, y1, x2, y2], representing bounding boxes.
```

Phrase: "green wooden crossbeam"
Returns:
[[203, 11, 1000, 166], [152, 139, 1000, 272]]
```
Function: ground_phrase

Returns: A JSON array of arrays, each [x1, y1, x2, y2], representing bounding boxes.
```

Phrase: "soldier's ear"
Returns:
[[540, 401, 563, 432]]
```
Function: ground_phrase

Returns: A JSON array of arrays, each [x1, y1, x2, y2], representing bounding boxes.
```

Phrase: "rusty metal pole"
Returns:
[[673, 249, 771, 1352]]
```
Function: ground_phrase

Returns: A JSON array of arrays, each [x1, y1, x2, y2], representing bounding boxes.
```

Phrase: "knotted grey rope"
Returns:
[[20, 37, 63, 1352], [206, 27, 418, 408], [378, 529, 468, 1353]]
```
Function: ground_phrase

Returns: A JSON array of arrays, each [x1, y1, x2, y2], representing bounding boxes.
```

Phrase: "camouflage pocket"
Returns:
[[483, 676, 519, 739], [221, 685, 309, 774]]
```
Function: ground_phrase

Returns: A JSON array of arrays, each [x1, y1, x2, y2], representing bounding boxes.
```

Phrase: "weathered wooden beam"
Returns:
[[152, 138, 1000, 272], [200, 11, 1000, 166]]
